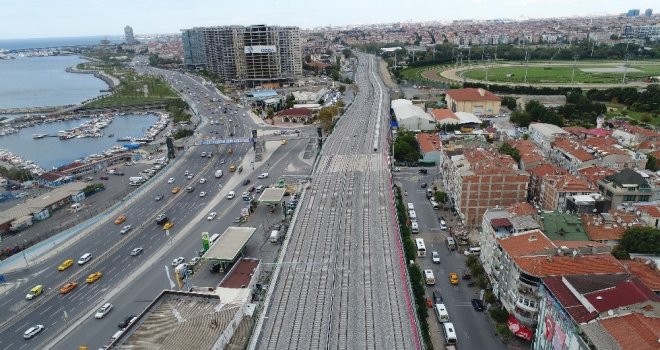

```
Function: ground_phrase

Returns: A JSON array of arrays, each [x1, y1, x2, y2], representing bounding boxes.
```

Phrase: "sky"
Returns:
[[0, 0, 656, 39]]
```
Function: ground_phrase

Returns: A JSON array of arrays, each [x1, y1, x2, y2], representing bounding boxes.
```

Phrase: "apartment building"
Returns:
[[539, 174, 596, 212], [598, 168, 658, 208], [182, 25, 302, 87], [445, 88, 501, 116], [441, 147, 529, 227], [528, 123, 569, 156]]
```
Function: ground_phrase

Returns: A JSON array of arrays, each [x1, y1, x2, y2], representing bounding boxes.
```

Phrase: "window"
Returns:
[[623, 195, 636, 201], [639, 195, 651, 201]]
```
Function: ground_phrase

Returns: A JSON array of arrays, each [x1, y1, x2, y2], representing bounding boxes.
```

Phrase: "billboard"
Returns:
[[244, 45, 277, 54]]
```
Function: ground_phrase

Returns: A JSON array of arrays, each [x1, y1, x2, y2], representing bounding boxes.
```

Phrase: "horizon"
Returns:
[[0, 0, 656, 40]]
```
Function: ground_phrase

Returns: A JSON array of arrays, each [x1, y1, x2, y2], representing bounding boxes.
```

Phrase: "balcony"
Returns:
[[515, 296, 539, 314], [513, 306, 538, 327]]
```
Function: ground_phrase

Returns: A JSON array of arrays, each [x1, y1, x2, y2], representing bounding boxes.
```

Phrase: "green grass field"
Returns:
[[461, 62, 660, 84], [399, 66, 431, 82], [85, 72, 178, 108]]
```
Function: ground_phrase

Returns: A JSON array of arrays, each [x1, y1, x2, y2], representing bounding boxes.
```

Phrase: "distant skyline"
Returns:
[[0, 0, 656, 39]]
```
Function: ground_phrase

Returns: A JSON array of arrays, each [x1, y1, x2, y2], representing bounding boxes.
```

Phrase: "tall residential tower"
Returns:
[[124, 25, 135, 45]]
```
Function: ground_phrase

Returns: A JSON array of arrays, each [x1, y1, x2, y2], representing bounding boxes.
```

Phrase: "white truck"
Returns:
[[128, 176, 146, 186], [214, 170, 223, 178]]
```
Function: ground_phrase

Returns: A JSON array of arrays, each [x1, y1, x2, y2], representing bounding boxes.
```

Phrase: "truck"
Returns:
[[214, 170, 223, 178], [128, 176, 146, 186]]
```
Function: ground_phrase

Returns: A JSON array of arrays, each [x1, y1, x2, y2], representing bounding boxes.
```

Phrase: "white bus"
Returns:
[[442, 322, 457, 345], [415, 238, 426, 257], [209, 233, 221, 245]]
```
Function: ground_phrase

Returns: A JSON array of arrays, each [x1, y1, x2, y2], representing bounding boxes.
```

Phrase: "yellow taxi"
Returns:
[[60, 282, 77, 294], [163, 222, 174, 230], [26, 285, 44, 300], [114, 214, 127, 225], [449, 272, 459, 285], [229, 165, 236, 172], [281, 139, 288, 145], [171, 186, 181, 194], [86, 272, 103, 283], [58, 259, 74, 271]]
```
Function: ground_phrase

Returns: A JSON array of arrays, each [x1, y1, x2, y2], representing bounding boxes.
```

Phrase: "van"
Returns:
[[434, 303, 450, 323], [411, 221, 419, 233], [256, 185, 264, 193], [269, 230, 280, 243], [431, 200, 440, 210], [442, 322, 457, 345], [465, 247, 481, 256], [446, 237, 456, 250], [426, 188, 433, 199], [439, 219, 447, 230], [111, 330, 123, 341], [26, 285, 44, 300], [408, 210, 417, 220], [407, 203, 415, 211], [71, 203, 81, 212], [423, 269, 436, 285]]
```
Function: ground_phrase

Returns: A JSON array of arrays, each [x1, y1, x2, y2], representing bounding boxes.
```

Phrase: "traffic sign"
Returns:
[[197, 138, 254, 145]]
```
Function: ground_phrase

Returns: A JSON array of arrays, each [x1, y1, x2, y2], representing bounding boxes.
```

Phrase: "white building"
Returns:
[[528, 123, 569, 156], [391, 99, 436, 131]]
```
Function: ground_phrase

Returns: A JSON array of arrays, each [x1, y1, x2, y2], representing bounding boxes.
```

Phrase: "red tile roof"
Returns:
[[577, 165, 618, 188], [599, 313, 660, 350], [543, 276, 599, 323], [515, 254, 625, 277], [527, 163, 567, 178], [430, 109, 458, 122], [275, 108, 313, 118], [498, 230, 555, 257], [507, 202, 537, 216], [552, 137, 595, 162], [446, 88, 501, 102], [582, 212, 642, 242], [626, 259, 660, 292], [491, 217, 513, 228], [636, 205, 660, 218], [416, 133, 442, 153], [585, 278, 660, 312], [543, 174, 594, 193]]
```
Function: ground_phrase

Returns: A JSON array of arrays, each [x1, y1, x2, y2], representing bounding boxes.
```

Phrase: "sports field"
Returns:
[[461, 62, 660, 84]]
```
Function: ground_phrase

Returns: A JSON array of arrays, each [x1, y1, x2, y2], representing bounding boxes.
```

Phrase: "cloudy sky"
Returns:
[[0, 0, 655, 39]]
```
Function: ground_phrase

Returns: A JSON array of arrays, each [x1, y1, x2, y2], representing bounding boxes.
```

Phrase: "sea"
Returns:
[[0, 114, 159, 169], [0, 36, 162, 170]]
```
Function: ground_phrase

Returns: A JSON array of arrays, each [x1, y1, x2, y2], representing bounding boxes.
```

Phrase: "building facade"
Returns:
[[124, 25, 135, 45], [182, 25, 302, 88], [445, 88, 501, 116]]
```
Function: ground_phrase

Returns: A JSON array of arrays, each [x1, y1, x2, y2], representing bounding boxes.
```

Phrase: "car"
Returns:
[[199, 178, 206, 184], [58, 259, 74, 271], [432, 290, 443, 304], [119, 225, 132, 234], [233, 216, 242, 223], [220, 158, 226, 164], [99, 176, 109, 180], [190, 257, 201, 266], [163, 222, 174, 230], [462, 273, 472, 280], [184, 170, 189, 176], [95, 303, 113, 319], [227, 191, 235, 199], [201, 152, 207, 157], [471, 298, 485, 312], [167, 177, 175, 184], [60, 282, 77, 294], [154, 194, 164, 201], [258, 172, 269, 179], [77, 253, 92, 265], [449, 272, 459, 285], [118, 315, 137, 329], [130, 247, 143, 256], [186, 186, 195, 193], [281, 139, 288, 145], [23, 325, 44, 339], [242, 179, 251, 186], [86, 271, 103, 283], [210, 263, 222, 273], [248, 186, 255, 192], [199, 191, 207, 197], [156, 214, 168, 225], [172, 257, 185, 266], [419, 169, 428, 174], [171, 186, 181, 194], [207, 212, 217, 220], [26, 285, 44, 300], [114, 214, 126, 225], [420, 182, 427, 188], [432, 251, 440, 264]]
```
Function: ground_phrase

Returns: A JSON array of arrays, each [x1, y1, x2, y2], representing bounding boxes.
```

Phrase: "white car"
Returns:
[[190, 257, 201, 266], [199, 178, 206, 184], [186, 174, 194, 180], [199, 191, 207, 197], [77, 253, 92, 265], [207, 212, 217, 220], [172, 257, 185, 266], [167, 177, 175, 184], [95, 303, 113, 319], [120, 225, 132, 234], [130, 247, 143, 256], [432, 251, 440, 264], [227, 191, 235, 199], [258, 172, 269, 179], [23, 325, 44, 339]]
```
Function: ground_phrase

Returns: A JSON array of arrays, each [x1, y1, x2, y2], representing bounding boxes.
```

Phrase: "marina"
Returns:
[[0, 112, 170, 170]]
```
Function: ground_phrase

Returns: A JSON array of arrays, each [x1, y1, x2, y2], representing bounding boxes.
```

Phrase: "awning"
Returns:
[[507, 315, 534, 341]]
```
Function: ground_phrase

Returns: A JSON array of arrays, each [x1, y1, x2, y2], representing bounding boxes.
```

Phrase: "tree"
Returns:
[[338, 85, 346, 93], [434, 191, 447, 203], [499, 142, 521, 163], [266, 107, 275, 118], [393, 130, 422, 162], [490, 308, 509, 323], [342, 48, 352, 59], [619, 227, 660, 254], [611, 246, 631, 260], [284, 94, 295, 109], [318, 98, 325, 105], [646, 154, 659, 171], [501, 96, 517, 110]]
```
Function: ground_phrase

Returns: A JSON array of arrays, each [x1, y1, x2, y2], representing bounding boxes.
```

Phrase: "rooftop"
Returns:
[[0, 182, 87, 223], [431, 108, 458, 124], [541, 212, 589, 242], [417, 133, 442, 153], [582, 211, 642, 242], [497, 230, 555, 257], [602, 168, 650, 188], [391, 99, 434, 123], [529, 122, 569, 140], [275, 108, 314, 118], [204, 227, 256, 262], [446, 88, 501, 102], [219, 258, 260, 289], [515, 254, 625, 277], [597, 313, 660, 350], [626, 259, 660, 292]]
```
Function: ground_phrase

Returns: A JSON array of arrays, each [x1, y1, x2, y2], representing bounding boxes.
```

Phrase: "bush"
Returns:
[[484, 290, 497, 304], [83, 183, 105, 195], [490, 308, 509, 323], [611, 246, 631, 260], [172, 128, 194, 140], [496, 323, 513, 342]]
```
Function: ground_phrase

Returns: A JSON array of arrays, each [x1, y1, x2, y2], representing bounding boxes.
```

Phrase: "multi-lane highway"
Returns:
[[0, 61, 312, 349], [251, 54, 419, 349]]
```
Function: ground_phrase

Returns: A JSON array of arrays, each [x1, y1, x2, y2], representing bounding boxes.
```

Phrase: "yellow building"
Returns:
[[445, 88, 501, 116]]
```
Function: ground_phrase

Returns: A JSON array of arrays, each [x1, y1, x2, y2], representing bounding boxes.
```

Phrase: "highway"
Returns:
[[251, 54, 419, 349], [0, 61, 311, 349]]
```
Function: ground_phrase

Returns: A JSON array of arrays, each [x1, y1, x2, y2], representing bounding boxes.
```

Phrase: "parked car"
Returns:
[[471, 299, 485, 312], [432, 290, 443, 304]]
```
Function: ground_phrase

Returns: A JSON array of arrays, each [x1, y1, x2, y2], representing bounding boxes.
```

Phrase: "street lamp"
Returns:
[[571, 54, 579, 85]]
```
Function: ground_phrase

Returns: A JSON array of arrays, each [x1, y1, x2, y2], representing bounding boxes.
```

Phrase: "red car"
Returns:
[[100, 176, 109, 180], [248, 186, 255, 192]]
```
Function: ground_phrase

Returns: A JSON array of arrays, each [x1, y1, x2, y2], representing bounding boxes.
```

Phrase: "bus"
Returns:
[[209, 233, 221, 245], [415, 238, 426, 257], [442, 322, 457, 346]]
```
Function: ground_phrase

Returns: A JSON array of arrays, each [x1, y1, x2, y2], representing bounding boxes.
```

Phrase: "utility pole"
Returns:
[[571, 54, 579, 85], [622, 53, 630, 84], [524, 50, 530, 84], [468, 47, 471, 65], [485, 54, 491, 82]]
